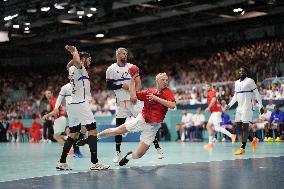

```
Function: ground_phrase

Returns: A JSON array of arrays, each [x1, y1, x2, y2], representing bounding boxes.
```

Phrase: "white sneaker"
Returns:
[[90, 162, 110, 170], [56, 162, 72, 170], [113, 151, 122, 163], [222, 138, 226, 142], [156, 148, 165, 159], [47, 139, 52, 143]]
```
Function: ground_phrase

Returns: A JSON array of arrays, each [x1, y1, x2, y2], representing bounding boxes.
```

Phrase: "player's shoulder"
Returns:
[[246, 77, 255, 83], [62, 83, 71, 90]]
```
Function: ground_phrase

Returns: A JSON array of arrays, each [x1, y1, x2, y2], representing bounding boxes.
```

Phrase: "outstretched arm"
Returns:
[[65, 45, 81, 69]]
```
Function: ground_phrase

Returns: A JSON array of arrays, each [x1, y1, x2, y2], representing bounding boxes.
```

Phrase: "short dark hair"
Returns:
[[79, 51, 91, 59]]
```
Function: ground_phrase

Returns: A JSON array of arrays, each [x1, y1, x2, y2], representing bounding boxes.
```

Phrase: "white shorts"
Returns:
[[208, 112, 222, 128], [235, 110, 253, 123], [255, 121, 269, 129], [53, 116, 67, 134], [116, 100, 144, 118], [68, 101, 96, 127], [124, 113, 161, 145]]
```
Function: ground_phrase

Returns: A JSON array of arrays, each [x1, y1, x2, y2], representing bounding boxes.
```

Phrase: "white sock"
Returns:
[[209, 136, 213, 144]]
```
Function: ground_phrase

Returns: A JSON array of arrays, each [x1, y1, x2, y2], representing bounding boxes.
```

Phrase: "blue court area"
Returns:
[[0, 142, 284, 189]]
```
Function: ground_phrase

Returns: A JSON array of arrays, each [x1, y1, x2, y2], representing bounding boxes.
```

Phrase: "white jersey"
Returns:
[[181, 113, 193, 125], [106, 62, 133, 102], [259, 110, 272, 121], [228, 77, 263, 112], [55, 83, 72, 110], [69, 65, 91, 104]]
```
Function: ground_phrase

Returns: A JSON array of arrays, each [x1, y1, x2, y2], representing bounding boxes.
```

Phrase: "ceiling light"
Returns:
[[24, 27, 29, 31], [96, 33, 104, 38], [90, 7, 97, 12], [13, 25, 20, 29], [233, 8, 243, 13], [87, 14, 93, 17], [4, 14, 18, 21], [54, 3, 65, 10], [68, 6, 76, 14], [77, 10, 85, 15], [24, 22, 30, 26], [24, 30, 31, 34], [41, 6, 50, 12], [78, 16, 83, 18], [27, 8, 37, 13]]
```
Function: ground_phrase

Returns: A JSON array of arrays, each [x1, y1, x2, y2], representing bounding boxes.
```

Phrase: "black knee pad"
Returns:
[[85, 122, 97, 131], [69, 125, 81, 133], [116, 118, 126, 127]]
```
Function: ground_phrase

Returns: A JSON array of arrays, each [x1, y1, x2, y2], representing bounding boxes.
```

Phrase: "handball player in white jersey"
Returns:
[[106, 48, 164, 163], [225, 67, 263, 155], [55, 45, 109, 170]]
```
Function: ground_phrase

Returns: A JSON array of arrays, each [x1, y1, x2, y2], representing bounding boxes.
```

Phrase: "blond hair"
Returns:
[[155, 72, 168, 81], [116, 47, 128, 57]]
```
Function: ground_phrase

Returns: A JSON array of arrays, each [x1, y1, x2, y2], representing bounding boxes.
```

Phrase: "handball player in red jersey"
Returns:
[[98, 72, 176, 166]]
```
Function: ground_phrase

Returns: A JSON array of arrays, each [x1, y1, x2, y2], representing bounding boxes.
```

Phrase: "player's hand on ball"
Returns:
[[128, 65, 139, 77]]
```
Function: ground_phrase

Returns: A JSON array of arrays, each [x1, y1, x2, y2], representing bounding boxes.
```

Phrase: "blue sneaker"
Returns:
[[73, 152, 83, 158]]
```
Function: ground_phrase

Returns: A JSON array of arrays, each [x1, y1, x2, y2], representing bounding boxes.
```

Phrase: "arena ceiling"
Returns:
[[0, 0, 284, 58]]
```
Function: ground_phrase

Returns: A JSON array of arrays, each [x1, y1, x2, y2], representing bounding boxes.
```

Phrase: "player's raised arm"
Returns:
[[65, 45, 81, 69]]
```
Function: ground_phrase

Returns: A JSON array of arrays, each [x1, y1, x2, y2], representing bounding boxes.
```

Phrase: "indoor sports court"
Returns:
[[1, 0, 284, 189], [0, 142, 284, 189]]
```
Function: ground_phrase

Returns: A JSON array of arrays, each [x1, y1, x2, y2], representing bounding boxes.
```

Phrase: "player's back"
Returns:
[[106, 62, 133, 102]]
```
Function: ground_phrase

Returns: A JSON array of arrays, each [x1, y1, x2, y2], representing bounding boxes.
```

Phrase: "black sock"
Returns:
[[116, 143, 121, 153], [60, 137, 75, 163], [115, 135, 122, 152], [248, 136, 253, 142], [241, 142, 246, 149], [153, 139, 160, 149], [177, 131, 181, 139], [88, 135, 98, 164]]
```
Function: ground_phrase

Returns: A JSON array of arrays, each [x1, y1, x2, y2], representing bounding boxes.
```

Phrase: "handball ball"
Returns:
[[128, 65, 139, 77]]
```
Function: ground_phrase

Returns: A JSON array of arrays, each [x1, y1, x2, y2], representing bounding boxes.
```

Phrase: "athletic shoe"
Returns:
[[203, 143, 214, 150], [267, 137, 274, 142], [263, 137, 268, 142], [119, 151, 132, 166], [234, 148, 245, 155], [251, 137, 257, 153], [90, 162, 110, 170], [156, 148, 165, 159], [113, 151, 122, 163], [231, 134, 236, 144], [73, 152, 83, 158], [275, 137, 281, 142], [222, 138, 226, 142], [56, 162, 72, 170], [76, 138, 88, 146]]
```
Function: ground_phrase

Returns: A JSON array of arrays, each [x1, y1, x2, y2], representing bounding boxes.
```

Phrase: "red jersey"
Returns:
[[207, 90, 222, 112], [136, 88, 175, 123], [8, 121, 24, 131], [50, 98, 65, 118]]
